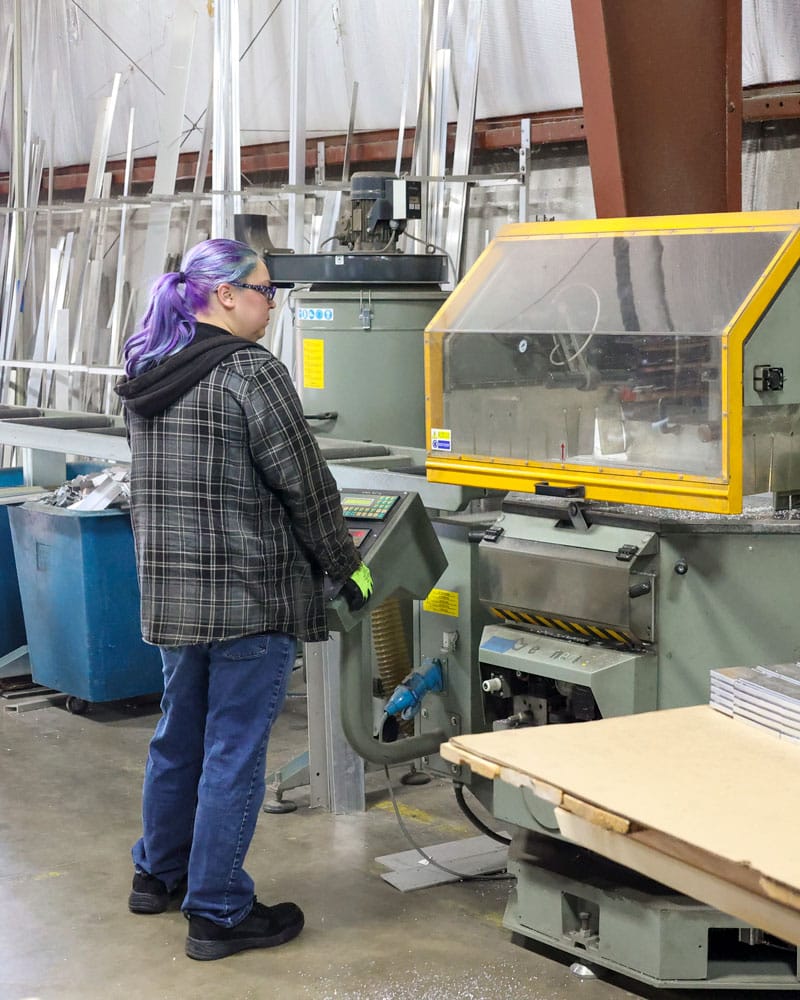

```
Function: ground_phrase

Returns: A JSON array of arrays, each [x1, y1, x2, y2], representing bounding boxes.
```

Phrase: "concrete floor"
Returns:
[[0, 680, 794, 1000]]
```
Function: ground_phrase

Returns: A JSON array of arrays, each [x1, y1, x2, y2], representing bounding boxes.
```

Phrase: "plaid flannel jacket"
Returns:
[[125, 347, 361, 646]]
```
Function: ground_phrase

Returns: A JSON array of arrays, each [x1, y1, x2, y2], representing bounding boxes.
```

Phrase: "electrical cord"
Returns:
[[400, 231, 457, 285], [318, 230, 398, 254], [383, 764, 514, 883], [377, 231, 399, 253], [548, 282, 601, 366], [453, 782, 511, 846], [477, 237, 602, 336]]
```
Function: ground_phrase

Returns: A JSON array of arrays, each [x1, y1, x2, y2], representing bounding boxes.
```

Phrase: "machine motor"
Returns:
[[335, 172, 423, 252]]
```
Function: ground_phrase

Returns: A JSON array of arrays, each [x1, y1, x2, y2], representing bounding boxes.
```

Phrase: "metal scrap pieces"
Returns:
[[40, 465, 129, 510]]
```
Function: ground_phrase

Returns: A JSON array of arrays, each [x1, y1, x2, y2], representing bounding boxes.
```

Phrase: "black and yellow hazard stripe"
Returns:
[[488, 605, 635, 646]]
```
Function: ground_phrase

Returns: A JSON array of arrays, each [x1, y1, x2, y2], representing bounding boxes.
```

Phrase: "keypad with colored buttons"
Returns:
[[341, 493, 399, 521]]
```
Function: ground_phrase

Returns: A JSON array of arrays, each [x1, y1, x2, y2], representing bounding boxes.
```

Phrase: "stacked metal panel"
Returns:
[[0, 2, 205, 427], [709, 663, 800, 741]]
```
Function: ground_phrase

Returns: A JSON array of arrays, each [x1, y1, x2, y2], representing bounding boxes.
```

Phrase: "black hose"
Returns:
[[383, 766, 512, 883], [453, 782, 511, 846]]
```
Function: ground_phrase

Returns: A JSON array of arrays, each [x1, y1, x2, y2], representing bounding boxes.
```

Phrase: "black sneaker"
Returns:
[[185, 898, 304, 961], [128, 871, 187, 914]]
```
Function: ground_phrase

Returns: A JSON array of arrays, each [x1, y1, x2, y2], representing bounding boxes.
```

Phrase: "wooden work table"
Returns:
[[441, 704, 800, 944]]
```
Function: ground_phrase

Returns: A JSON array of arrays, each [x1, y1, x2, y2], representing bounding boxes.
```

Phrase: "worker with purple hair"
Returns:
[[115, 238, 373, 961]]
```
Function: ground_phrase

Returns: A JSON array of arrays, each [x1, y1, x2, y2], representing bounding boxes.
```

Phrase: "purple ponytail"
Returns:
[[123, 238, 261, 377]]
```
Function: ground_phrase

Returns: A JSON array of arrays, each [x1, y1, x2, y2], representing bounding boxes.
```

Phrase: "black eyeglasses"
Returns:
[[231, 282, 278, 301]]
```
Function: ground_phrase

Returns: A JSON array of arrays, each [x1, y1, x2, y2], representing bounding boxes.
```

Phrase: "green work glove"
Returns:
[[351, 562, 373, 599], [341, 563, 374, 610]]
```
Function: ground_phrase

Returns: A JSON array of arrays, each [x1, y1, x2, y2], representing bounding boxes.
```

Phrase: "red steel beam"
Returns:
[[571, 0, 741, 217], [0, 110, 589, 196], [1, 77, 796, 199]]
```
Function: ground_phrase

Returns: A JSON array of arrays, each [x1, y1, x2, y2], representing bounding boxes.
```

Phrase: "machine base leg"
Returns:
[[400, 763, 431, 786], [505, 832, 800, 990], [263, 796, 299, 814], [263, 751, 309, 814]]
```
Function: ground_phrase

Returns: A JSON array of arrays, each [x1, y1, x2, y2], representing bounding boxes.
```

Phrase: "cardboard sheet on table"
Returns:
[[444, 705, 800, 894]]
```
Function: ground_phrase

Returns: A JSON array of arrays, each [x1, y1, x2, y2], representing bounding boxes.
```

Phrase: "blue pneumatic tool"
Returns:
[[383, 659, 444, 722]]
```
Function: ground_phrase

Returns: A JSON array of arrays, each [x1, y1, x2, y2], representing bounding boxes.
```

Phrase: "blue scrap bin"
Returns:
[[8, 502, 163, 703], [0, 465, 116, 659], [0, 495, 28, 656], [0, 463, 110, 489], [0, 468, 25, 488]]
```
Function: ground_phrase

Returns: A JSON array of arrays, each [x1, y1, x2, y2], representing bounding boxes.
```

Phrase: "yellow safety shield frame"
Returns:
[[425, 211, 800, 514]]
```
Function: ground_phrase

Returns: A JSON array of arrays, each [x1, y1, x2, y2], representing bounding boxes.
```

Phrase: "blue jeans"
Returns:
[[131, 631, 296, 926]]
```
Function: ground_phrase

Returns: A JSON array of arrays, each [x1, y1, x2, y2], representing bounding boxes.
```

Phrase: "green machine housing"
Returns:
[[410, 210, 800, 988]]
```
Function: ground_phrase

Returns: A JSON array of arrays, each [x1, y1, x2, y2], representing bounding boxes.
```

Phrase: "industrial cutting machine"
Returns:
[[414, 210, 800, 988]]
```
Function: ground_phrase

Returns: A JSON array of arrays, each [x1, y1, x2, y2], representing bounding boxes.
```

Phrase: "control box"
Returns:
[[341, 490, 401, 557], [328, 489, 447, 632]]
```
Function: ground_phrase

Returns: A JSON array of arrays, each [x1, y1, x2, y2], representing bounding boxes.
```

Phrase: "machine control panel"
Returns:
[[340, 490, 403, 561], [341, 492, 399, 521], [328, 488, 447, 633]]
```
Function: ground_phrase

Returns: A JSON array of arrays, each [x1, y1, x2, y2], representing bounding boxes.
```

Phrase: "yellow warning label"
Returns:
[[423, 588, 460, 617], [303, 339, 325, 389]]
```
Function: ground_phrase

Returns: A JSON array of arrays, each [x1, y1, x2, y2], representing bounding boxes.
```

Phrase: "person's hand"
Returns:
[[340, 563, 374, 611]]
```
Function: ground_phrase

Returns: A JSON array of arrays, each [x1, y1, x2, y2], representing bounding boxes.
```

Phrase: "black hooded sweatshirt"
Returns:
[[115, 323, 263, 417]]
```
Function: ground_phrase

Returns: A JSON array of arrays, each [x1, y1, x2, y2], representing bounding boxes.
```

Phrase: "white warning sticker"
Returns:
[[430, 428, 452, 452]]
